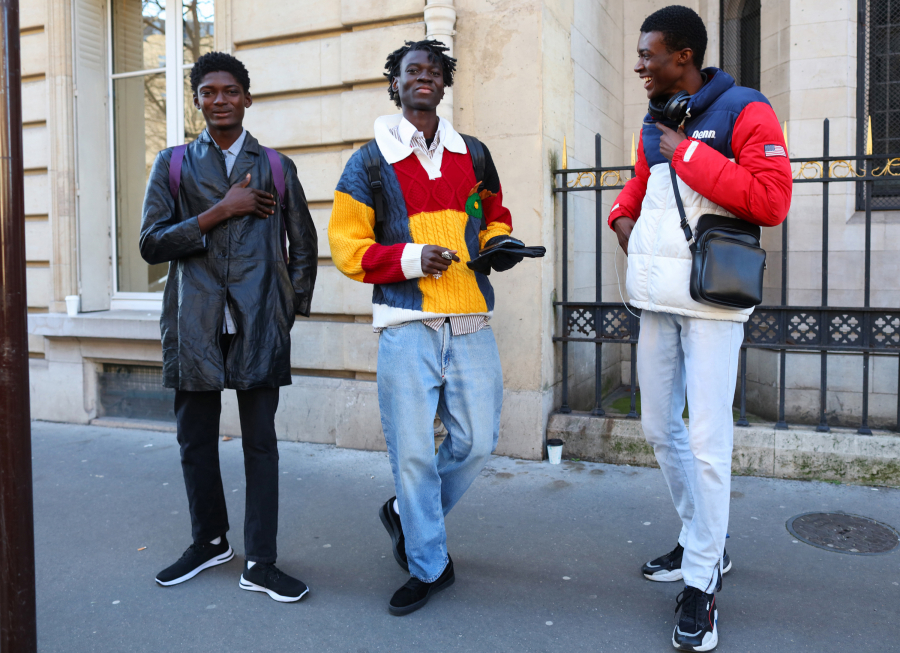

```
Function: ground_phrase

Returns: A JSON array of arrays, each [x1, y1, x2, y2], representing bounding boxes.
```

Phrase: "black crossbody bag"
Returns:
[[669, 165, 766, 309]]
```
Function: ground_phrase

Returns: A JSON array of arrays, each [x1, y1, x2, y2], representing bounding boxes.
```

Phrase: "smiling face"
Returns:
[[193, 70, 251, 131], [392, 49, 445, 111], [635, 31, 694, 100]]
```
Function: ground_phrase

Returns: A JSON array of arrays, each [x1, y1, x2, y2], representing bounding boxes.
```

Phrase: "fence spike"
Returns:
[[783, 120, 788, 152], [562, 135, 567, 169], [630, 132, 636, 166]]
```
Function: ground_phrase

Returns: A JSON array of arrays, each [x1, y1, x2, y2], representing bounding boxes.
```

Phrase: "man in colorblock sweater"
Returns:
[[328, 39, 516, 616]]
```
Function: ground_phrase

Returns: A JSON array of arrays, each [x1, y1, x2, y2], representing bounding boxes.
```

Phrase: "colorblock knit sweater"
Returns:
[[328, 115, 512, 328]]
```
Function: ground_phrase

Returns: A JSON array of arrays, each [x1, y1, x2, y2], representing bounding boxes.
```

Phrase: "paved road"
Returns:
[[29, 421, 900, 652]]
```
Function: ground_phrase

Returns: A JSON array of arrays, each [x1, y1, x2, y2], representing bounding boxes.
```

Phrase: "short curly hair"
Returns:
[[189, 51, 251, 94], [640, 5, 708, 69], [384, 39, 457, 108]]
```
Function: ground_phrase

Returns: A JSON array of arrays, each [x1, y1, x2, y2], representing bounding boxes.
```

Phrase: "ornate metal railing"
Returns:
[[553, 120, 900, 433]]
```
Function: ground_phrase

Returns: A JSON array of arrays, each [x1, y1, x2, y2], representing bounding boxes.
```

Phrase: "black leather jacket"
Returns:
[[140, 130, 317, 391]]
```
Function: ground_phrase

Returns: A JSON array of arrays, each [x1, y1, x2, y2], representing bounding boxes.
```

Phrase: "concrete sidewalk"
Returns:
[[30, 422, 900, 652]]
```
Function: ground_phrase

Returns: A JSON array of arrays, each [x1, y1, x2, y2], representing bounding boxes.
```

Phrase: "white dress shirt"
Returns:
[[208, 128, 247, 334]]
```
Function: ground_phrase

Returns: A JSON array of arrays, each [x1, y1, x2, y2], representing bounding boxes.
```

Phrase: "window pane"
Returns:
[[113, 73, 169, 293], [183, 0, 214, 66], [864, 0, 900, 205], [184, 70, 206, 142], [112, 0, 166, 74]]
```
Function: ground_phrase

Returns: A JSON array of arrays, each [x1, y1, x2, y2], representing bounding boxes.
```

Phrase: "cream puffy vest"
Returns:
[[625, 161, 754, 323]]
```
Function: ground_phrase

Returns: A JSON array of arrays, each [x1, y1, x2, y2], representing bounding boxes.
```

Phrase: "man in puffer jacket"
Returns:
[[608, 6, 791, 651]]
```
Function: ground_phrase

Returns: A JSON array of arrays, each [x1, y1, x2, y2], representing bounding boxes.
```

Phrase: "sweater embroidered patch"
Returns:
[[465, 182, 495, 227], [765, 144, 786, 157]]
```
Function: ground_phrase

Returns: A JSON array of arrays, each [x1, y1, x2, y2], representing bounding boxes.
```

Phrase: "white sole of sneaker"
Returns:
[[239, 576, 309, 603], [672, 610, 718, 651], [644, 568, 683, 582], [155, 547, 234, 586], [645, 559, 733, 583]]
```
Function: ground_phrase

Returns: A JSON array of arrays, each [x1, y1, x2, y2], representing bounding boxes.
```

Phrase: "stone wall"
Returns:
[[22, 0, 52, 322], [25, 0, 561, 460]]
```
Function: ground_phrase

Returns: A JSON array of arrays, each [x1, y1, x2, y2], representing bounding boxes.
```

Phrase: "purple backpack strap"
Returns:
[[168, 144, 188, 199], [263, 147, 289, 265], [263, 147, 286, 210]]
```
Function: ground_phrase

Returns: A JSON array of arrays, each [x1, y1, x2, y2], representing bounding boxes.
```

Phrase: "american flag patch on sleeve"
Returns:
[[765, 144, 786, 157]]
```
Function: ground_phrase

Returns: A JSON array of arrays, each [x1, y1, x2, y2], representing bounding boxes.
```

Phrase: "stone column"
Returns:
[[424, 0, 456, 123], [47, 0, 77, 313]]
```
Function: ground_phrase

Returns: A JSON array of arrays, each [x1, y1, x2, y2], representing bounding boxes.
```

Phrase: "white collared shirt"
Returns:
[[390, 116, 443, 163], [206, 128, 247, 334], [372, 114, 467, 180]]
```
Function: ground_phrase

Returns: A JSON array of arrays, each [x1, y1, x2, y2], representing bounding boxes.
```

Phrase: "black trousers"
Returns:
[[173, 338, 281, 563]]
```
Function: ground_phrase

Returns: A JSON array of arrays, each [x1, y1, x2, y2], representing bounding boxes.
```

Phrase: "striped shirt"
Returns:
[[375, 118, 490, 337]]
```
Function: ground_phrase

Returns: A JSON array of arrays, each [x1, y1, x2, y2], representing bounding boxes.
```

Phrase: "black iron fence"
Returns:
[[553, 120, 900, 434]]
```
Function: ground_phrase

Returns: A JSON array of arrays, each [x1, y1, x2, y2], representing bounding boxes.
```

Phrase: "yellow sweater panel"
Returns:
[[328, 190, 374, 282]]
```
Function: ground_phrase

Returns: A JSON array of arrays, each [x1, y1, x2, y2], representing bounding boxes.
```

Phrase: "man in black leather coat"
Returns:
[[139, 52, 317, 602]]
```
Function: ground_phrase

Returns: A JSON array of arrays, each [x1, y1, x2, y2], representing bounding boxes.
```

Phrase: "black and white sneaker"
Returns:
[[673, 585, 718, 651], [239, 562, 309, 603], [642, 544, 732, 582], [155, 537, 234, 586]]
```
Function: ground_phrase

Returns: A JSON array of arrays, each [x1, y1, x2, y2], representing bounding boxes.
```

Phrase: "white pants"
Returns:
[[637, 310, 743, 592]]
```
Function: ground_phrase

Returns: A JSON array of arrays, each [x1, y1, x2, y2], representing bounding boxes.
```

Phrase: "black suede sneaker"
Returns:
[[379, 497, 409, 572], [673, 585, 718, 651], [155, 537, 234, 586], [643, 544, 732, 582], [388, 557, 454, 616], [239, 562, 309, 603]]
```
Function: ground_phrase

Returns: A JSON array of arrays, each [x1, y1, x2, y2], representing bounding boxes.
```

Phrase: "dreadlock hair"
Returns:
[[640, 5, 708, 69], [384, 39, 457, 108], [189, 51, 251, 94]]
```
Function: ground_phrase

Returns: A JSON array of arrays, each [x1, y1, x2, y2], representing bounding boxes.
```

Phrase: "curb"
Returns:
[[547, 413, 900, 487]]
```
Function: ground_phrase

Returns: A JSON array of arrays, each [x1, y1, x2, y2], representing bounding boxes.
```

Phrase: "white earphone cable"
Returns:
[[614, 246, 640, 319]]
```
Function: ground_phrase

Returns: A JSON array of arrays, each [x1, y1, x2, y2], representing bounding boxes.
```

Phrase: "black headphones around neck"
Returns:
[[648, 90, 692, 123]]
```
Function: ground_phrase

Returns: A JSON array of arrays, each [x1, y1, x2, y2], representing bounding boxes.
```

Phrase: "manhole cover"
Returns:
[[787, 512, 899, 555]]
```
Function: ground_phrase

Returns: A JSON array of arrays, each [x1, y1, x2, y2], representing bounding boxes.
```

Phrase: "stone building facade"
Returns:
[[21, 0, 900, 459]]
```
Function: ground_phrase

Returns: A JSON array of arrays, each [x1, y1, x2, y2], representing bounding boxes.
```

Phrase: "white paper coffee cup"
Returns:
[[65, 295, 81, 317], [547, 438, 564, 464]]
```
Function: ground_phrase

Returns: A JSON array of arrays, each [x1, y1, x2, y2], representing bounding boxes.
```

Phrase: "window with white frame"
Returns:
[[110, 0, 214, 295]]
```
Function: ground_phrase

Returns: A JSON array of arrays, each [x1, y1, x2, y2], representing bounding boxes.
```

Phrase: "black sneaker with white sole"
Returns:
[[239, 562, 309, 603], [155, 537, 234, 586], [672, 585, 718, 651], [642, 544, 732, 582]]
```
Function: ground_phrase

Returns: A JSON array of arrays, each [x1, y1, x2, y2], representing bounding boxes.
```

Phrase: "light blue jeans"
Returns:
[[377, 321, 503, 582]]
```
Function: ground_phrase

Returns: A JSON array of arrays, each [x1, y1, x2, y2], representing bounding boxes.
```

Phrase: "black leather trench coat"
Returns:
[[139, 130, 317, 391]]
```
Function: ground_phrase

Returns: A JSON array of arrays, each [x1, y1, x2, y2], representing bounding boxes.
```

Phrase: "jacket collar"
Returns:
[[197, 128, 260, 155], [685, 67, 736, 118], [643, 68, 737, 125], [373, 113, 466, 164]]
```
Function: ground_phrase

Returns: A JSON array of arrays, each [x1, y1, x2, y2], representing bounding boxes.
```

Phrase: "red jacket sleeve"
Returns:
[[607, 133, 650, 229], [671, 101, 792, 227]]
